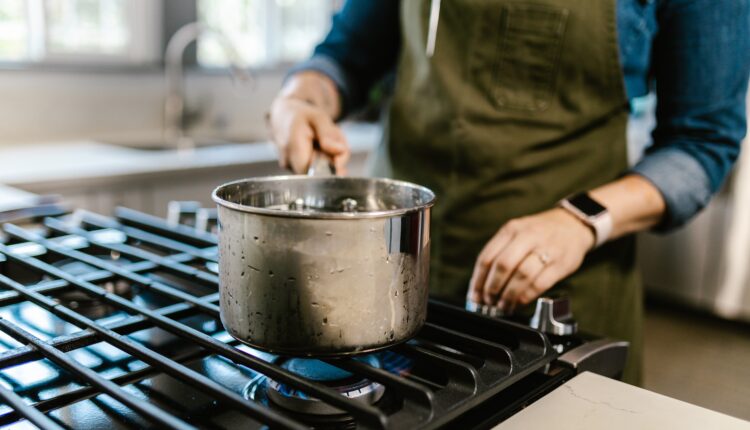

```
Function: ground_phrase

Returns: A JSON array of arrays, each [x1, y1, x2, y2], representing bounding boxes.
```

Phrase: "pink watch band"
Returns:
[[558, 197, 612, 248]]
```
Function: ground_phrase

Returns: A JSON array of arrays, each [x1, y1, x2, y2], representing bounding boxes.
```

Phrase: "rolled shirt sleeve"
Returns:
[[631, 147, 713, 229], [286, 0, 401, 117], [630, 0, 749, 231], [286, 55, 357, 114]]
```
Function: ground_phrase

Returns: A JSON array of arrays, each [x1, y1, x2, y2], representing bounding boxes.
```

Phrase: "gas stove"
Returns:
[[0, 201, 628, 429]]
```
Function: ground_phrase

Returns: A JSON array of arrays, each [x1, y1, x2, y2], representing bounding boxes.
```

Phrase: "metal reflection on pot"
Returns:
[[212, 176, 435, 356]]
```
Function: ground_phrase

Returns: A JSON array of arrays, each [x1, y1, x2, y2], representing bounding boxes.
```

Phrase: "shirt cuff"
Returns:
[[630, 148, 714, 231], [285, 55, 353, 118]]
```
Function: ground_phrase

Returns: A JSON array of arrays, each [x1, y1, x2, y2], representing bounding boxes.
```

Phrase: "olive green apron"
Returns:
[[372, 0, 643, 383]]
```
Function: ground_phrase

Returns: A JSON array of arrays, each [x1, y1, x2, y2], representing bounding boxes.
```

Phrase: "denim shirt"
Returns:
[[292, 0, 750, 230]]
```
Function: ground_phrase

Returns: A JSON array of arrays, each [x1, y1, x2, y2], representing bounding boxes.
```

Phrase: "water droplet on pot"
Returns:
[[325, 231, 333, 236], [341, 198, 358, 212], [268, 270, 274, 277], [289, 198, 305, 210]]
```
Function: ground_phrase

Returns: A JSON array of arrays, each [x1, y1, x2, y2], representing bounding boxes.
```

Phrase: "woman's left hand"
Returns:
[[467, 208, 596, 314]]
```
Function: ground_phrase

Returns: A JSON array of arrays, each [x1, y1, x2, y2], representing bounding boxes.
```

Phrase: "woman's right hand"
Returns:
[[267, 71, 350, 175]]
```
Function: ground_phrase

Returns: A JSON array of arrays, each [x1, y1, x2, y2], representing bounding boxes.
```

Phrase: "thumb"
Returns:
[[286, 122, 315, 174], [310, 113, 347, 158]]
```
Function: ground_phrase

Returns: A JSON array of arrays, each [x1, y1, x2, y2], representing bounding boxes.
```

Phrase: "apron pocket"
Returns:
[[470, 3, 569, 112]]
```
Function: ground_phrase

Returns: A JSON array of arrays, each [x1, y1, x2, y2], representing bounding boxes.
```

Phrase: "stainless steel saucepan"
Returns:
[[212, 171, 435, 356]]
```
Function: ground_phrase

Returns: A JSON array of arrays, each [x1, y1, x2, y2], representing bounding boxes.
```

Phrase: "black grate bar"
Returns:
[[6, 223, 220, 316], [0, 296, 216, 370], [420, 323, 515, 365], [0, 282, 74, 307], [0, 251, 196, 308], [0, 334, 232, 426], [41, 219, 219, 287], [0, 384, 64, 430], [0, 273, 304, 430], [326, 358, 435, 411], [0, 244, 390, 429], [0, 317, 197, 430], [397, 343, 480, 394], [77, 210, 217, 262], [115, 207, 218, 247]]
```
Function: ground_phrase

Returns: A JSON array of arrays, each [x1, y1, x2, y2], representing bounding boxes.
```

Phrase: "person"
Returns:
[[267, 0, 750, 384]]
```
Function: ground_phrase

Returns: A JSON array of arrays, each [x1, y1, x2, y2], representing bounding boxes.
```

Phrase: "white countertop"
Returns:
[[0, 122, 380, 188], [0, 185, 39, 212], [496, 372, 750, 430]]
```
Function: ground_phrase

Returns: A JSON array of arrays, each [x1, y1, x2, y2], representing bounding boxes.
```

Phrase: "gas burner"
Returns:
[[267, 355, 385, 416], [243, 351, 415, 424], [51, 253, 134, 320]]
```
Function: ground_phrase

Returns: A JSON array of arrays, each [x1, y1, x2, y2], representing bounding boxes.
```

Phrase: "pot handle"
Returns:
[[307, 143, 336, 177]]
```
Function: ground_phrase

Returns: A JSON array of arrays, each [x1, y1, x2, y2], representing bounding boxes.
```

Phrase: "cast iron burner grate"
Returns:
[[0, 205, 558, 429]]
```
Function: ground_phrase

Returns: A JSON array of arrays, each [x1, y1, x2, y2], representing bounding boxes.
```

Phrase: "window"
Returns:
[[197, 0, 340, 68], [0, 0, 161, 65]]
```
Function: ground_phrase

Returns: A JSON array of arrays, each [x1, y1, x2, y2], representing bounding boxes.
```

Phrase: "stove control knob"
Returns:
[[530, 296, 578, 336]]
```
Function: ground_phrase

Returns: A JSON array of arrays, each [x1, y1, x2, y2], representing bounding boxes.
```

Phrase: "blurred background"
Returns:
[[0, 0, 343, 143], [0, 0, 748, 421]]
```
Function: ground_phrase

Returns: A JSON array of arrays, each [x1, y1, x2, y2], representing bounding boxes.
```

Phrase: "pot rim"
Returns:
[[212, 175, 436, 219]]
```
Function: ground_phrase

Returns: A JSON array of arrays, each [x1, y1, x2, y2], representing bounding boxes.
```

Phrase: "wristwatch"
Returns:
[[558, 192, 612, 248]]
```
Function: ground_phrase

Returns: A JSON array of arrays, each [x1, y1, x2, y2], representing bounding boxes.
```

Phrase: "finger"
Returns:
[[497, 252, 548, 312], [277, 144, 289, 169], [310, 113, 347, 157], [508, 268, 560, 314], [333, 149, 351, 176], [468, 228, 515, 303], [286, 123, 315, 174], [267, 100, 293, 158], [524, 265, 560, 303], [267, 115, 289, 169], [481, 234, 536, 305]]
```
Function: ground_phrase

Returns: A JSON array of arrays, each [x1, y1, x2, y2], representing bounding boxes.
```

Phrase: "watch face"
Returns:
[[568, 193, 606, 217]]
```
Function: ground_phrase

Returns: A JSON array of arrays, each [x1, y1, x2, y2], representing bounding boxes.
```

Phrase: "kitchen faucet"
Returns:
[[164, 22, 251, 152]]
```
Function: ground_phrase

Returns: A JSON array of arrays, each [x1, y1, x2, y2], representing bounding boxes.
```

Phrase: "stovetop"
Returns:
[[0, 203, 589, 429]]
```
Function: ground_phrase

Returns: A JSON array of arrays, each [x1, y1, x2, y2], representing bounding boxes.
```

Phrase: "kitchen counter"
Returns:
[[0, 122, 381, 192], [0, 184, 40, 212], [496, 372, 749, 430]]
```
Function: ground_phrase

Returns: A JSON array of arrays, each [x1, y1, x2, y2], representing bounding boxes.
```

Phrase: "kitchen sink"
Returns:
[[101, 136, 268, 151]]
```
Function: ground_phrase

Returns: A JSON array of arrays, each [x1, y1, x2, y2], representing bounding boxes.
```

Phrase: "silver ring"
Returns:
[[534, 251, 551, 265]]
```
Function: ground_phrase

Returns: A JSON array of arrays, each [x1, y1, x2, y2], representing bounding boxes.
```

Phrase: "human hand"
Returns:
[[467, 208, 595, 314], [267, 72, 349, 174]]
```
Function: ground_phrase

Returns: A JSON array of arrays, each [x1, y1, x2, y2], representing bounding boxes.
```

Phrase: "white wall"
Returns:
[[0, 68, 283, 144]]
